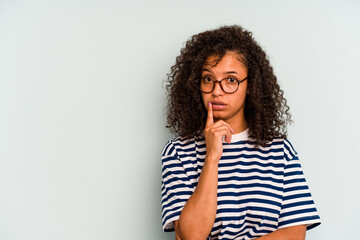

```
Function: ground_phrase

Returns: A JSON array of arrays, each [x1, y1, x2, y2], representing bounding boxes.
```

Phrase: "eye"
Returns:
[[202, 76, 213, 83], [226, 77, 238, 84]]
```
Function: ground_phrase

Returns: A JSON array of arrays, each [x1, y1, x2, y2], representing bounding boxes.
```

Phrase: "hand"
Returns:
[[204, 102, 235, 161]]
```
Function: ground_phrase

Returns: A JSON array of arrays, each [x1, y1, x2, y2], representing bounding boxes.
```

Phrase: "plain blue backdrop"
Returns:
[[0, 0, 359, 239]]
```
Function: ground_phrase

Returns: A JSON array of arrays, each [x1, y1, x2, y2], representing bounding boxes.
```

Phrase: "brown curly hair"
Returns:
[[165, 25, 293, 148]]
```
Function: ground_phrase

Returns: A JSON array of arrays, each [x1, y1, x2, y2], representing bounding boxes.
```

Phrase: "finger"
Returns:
[[212, 120, 236, 134], [225, 134, 232, 144], [221, 130, 232, 144], [206, 102, 214, 127], [211, 125, 232, 144], [212, 126, 231, 138], [223, 128, 232, 144], [211, 125, 233, 143]]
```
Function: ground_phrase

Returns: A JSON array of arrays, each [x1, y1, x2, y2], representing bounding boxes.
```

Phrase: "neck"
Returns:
[[229, 119, 248, 134]]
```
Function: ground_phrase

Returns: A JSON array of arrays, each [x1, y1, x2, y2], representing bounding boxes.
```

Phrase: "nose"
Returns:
[[211, 81, 224, 96]]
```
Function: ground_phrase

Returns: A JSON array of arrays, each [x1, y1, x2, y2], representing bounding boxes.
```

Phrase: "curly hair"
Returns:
[[165, 25, 293, 148]]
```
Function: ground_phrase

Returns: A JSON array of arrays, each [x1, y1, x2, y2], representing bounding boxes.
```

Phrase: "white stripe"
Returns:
[[161, 136, 321, 235], [279, 211, 319, 222], [280, 203, 317, 214], [281, 195, 314, 205]]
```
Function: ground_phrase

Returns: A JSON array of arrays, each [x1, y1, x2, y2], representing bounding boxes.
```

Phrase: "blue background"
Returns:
[[0, 0, 359, 239]]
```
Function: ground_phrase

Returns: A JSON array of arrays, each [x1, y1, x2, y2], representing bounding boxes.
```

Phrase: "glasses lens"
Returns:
[[200, 77, 240, 93], [200, 78, 214, 93], [222, 79, 239, 93]]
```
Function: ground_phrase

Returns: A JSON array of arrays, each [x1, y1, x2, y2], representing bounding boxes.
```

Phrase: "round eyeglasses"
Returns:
[[200, 76, 247, 94]]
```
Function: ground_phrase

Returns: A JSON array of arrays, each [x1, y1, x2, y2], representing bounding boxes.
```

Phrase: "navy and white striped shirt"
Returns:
[[160, 128, 321, 239]]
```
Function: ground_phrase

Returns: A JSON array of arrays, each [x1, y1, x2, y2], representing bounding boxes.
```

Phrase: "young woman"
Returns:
[[160, 25, 321, 240]]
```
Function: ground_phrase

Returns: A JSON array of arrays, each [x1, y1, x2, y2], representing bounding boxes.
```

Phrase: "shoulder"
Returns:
[[161, 135, 202, 157], [266, 136, 298, 161], [282, 138, 299, 161], [283, 138, 298, 160]]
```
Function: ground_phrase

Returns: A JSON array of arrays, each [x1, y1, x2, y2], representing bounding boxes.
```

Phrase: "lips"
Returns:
[[210, 101, 227, 110], [211, 101, 226, 106]]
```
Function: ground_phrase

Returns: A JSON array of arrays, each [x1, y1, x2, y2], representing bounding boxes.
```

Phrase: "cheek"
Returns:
[[230, 92, 247, 107]]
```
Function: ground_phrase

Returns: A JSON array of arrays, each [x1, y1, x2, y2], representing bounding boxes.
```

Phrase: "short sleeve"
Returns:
[[278, 140, 321, 230], [160, 140, 194, 232]]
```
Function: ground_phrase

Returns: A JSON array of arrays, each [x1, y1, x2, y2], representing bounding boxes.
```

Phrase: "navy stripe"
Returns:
[[284, 177, 306, 185], [160, 135, 321, 236], [284, 140, 296, 159], [217, 182, 283, 192], [162, 165, 198, 178], [161, 155, 179, 164], [161, 190, 192, 205], [282, 200, 315, 209], [217, 206, 280, 215], [283, 192, 312, 201], [161, 197, 188, 211], [285, 169, 304, 178], [285, 162, 301, 171], [161, 170, 188, 181], [217, 198, 281, 208], [161, 141, 172, 156], [285, 139, 298, 155], [162, 209, 182, 229], [221, 154, 283, 161], [162, 182, 193, 192], [285, 185, 310, 193], [223, 145, 283, 154], [216, 213, 278, 223], [218, 160, 285, 169], [172, 139, 196, 148], [279, 207, 318, 218], [161, 162, 183, 170], [218, 168, 284, 178], [279, 215, 320, 228], [176, 152, 198, 158], [307, 221, 321, 230]]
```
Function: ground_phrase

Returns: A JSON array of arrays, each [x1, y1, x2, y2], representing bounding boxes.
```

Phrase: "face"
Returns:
[[201, 51, 248, 125]]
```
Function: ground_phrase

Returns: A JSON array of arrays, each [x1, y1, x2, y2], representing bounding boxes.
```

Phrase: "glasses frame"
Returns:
[[200, 76, 248, 94]]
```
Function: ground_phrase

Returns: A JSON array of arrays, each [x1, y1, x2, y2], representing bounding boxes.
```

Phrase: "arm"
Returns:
[[174, 103, 235, 240], [174, 221, 182, 240], [175, 155, 219, 239], [256, 225, 306, 240], [175, 220, 306, 240]]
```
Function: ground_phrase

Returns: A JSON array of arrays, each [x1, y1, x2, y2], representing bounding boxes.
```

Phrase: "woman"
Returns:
[[160, 25, 321, 240]]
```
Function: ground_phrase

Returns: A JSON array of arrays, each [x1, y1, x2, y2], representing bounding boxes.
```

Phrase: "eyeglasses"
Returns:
[[200, 75, 247, 94]]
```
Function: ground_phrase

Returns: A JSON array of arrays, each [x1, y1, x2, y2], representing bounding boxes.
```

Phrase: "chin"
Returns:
[[213, 112, 229, 121]]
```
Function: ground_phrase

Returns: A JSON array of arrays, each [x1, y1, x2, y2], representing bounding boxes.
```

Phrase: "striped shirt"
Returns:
[[160, 128, 321, 239]]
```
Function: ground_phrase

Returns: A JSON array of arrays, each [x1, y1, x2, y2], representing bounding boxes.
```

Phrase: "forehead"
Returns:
[[202, 51, 247, 73]]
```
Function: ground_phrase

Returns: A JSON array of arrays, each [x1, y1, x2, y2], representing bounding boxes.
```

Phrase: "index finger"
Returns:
[[206, 102, 214, 127]]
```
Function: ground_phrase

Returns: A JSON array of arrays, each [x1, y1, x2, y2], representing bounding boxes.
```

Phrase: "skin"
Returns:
[[201, 51, 249, 136], [173, 51, 306, 240]]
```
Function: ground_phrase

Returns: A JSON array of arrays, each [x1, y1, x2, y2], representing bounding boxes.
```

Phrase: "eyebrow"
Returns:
[[202, 68, 240, 75]]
